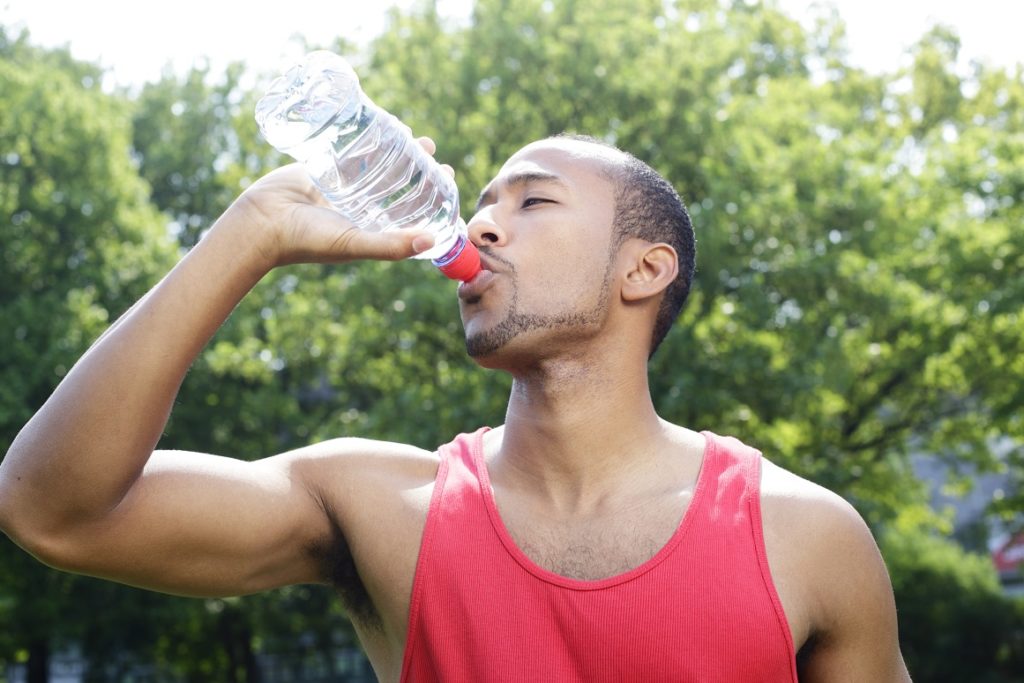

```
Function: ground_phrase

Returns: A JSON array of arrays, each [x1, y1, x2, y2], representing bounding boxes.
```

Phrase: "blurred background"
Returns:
[[1, 0, 1021, 681]]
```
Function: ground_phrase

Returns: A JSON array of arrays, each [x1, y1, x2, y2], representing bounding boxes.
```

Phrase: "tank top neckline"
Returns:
[[469, 427, 718, 591]]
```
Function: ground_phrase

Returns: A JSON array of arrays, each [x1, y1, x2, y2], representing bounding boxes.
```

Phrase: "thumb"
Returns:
[[410, 232, 437, 256], [344, 228, 436, 262]]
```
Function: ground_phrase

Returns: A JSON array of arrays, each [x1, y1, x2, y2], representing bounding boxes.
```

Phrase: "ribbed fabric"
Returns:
[[399, 428, 798, 682]]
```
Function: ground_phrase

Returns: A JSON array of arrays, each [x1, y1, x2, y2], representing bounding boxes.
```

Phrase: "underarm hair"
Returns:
[[304, 488, 382, 630]]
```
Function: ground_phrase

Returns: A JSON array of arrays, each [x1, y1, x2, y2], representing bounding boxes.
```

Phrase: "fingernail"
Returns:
[[412, 234, 435, 254]]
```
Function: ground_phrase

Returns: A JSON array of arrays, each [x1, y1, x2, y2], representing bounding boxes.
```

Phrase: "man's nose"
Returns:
[[466, 207, 508, 248]]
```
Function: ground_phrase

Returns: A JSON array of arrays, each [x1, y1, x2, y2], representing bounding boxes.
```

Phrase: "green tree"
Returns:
[[125, 60, 375, 682], [0, 25, 177, 682], [129, 60, 291, 250], [3, 0, 1023, 679], [882, 522, 1024, 682], [359, 0, 1023, 522]]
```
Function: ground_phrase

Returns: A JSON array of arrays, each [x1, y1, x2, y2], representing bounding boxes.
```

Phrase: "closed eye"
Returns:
[[522, 197, 553, 208]]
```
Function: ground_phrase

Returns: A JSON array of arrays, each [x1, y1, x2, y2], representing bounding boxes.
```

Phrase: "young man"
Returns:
[[0, 136, 911, 681]]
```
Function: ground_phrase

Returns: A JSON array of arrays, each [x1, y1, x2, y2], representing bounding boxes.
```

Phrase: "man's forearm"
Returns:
[[0, 204, 272, 544]]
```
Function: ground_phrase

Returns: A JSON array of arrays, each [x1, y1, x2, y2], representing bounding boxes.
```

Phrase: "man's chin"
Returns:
[[463, 311, 583, 364], [462, 313, 513, 359], [464, 333, 504, 360], [464, 325, 522, 365]]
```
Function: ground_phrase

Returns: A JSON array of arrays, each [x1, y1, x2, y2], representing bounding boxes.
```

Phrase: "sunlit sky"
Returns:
[[1, 0, 1019, 90]]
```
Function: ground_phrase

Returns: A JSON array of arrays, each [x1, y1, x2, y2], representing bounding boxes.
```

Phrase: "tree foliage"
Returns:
[[356, 0, 1024, 524], [1, 0, 1022, 679], [0, 23, 182, 683], [882, 522, 1024, 682]]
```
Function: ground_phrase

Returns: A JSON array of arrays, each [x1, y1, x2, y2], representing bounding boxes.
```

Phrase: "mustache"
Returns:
[[477, 248, 515, 275]]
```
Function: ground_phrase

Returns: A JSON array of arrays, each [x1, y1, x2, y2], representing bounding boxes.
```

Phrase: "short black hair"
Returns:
[[553, 134, 696, 357]]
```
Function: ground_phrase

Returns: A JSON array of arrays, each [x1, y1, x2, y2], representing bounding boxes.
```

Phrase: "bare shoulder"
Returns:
[[278, 435, 441, 562], [280, 436, 440, 500], [758, 456, 888, 608], [758, 456, 910, 681], [758, 457, 873, 548]]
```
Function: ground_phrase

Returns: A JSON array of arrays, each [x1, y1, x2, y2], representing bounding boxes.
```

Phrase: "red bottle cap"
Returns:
[[432, 235, 482, 282]]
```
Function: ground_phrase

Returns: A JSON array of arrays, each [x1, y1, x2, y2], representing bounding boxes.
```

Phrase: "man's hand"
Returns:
[[231, 137, 445, 269]]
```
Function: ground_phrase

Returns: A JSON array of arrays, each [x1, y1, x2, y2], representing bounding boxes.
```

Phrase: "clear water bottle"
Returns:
[[254, 51, 480, 281]]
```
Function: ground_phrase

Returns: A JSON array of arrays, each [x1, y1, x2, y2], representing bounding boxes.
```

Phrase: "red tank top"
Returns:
[[399, 428, 797, 682]]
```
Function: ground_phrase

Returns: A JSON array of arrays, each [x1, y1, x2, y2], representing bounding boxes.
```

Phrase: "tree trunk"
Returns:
[[219, 605, 261, 683], [240, 620, 260, 683], [26, 637, 49, 683]]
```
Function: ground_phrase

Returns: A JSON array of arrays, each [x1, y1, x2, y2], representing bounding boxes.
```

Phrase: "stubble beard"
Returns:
[[464, 304, 607, 358], [464, 246, 617, 359]]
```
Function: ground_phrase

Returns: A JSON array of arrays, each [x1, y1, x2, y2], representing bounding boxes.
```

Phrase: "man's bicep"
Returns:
[[800, 499, 912, 682], [36, 446, 343, 597]]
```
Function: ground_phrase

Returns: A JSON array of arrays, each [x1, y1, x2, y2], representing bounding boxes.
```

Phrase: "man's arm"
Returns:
[[761, 460, 911, 682], [801, 500, 911, 680], [0, 159, 437, 597], [781, 482, 911, 681]]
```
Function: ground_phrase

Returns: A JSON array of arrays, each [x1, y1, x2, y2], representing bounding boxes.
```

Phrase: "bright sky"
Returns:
[[0, 0, 1019, 90]]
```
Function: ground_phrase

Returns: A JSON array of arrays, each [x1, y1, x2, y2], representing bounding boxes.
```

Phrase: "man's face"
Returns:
[[458, 139, 622, 365]]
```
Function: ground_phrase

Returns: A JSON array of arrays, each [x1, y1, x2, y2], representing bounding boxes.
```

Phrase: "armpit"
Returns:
[[305, 500, 383, 630]]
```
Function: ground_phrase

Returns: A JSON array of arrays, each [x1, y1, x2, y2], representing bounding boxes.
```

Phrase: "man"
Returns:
[[0, 135, 911, 681]]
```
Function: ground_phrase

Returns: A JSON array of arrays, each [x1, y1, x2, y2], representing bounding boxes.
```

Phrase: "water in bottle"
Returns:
[[254, 51, 480, 281]]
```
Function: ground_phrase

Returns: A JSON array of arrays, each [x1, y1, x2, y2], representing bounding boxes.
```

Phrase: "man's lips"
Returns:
[[457, 268, 496, 302]]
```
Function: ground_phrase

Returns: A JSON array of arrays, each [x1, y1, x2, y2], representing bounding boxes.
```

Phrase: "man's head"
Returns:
[[563, 134, 696, 356], [460, 135, 695, 363]]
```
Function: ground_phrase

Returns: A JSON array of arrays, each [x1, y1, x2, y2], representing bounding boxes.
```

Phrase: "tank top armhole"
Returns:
[[747, 453, 800, 682], [398, 447, 452, 682]]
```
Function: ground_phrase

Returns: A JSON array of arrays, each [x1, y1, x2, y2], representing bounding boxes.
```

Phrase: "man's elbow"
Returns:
[[0, 475, 82, 572], [0, 471, 22, 543], [1, 518, 93, 575]]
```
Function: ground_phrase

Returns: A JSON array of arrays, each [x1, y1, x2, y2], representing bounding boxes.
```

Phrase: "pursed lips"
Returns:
[[457, 268, 497, 303], [457, 252, 508, 303]]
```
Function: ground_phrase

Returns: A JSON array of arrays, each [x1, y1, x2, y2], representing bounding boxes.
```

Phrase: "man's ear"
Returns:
[[621, 242, 678, 302]]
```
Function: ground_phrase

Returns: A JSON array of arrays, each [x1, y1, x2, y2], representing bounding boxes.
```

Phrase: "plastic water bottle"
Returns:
[[254, 51, 481, 281]]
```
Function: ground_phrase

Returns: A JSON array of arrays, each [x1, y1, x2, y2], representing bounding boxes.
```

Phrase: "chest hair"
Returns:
[[506, 502, 686, 581]]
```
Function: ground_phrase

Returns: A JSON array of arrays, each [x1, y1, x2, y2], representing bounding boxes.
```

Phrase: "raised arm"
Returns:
[[0, 158, 437, 596]]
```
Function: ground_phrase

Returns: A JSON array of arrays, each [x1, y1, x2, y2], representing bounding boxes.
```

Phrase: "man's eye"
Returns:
[[522, 197, 551, 208]]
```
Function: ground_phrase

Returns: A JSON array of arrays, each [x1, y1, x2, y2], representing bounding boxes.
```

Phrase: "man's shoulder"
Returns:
[[757, 454, 901, 663], [702, 430, 869, 536], [760, 455, 840, 501], [754, 455, 909, 679], [274, 438, 442, 528], [758, 456, 876, 555], [284, 436, 440, 476], [757, 454, 893, 634]]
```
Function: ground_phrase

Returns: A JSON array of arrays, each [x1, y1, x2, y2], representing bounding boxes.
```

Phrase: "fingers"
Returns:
[[411, 232, 437, 255], [417, 136, 437, 155], [341, 228, 436, 262], [250, 138, 451, 265], [414, 137, 456, 180]]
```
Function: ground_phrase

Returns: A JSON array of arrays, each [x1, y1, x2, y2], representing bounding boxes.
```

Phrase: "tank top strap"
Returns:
[[697, 430, 763, 514], [435, 426, 489, 492]]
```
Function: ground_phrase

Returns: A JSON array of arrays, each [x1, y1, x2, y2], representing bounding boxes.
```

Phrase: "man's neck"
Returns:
[[486, 350, 686, 512]]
